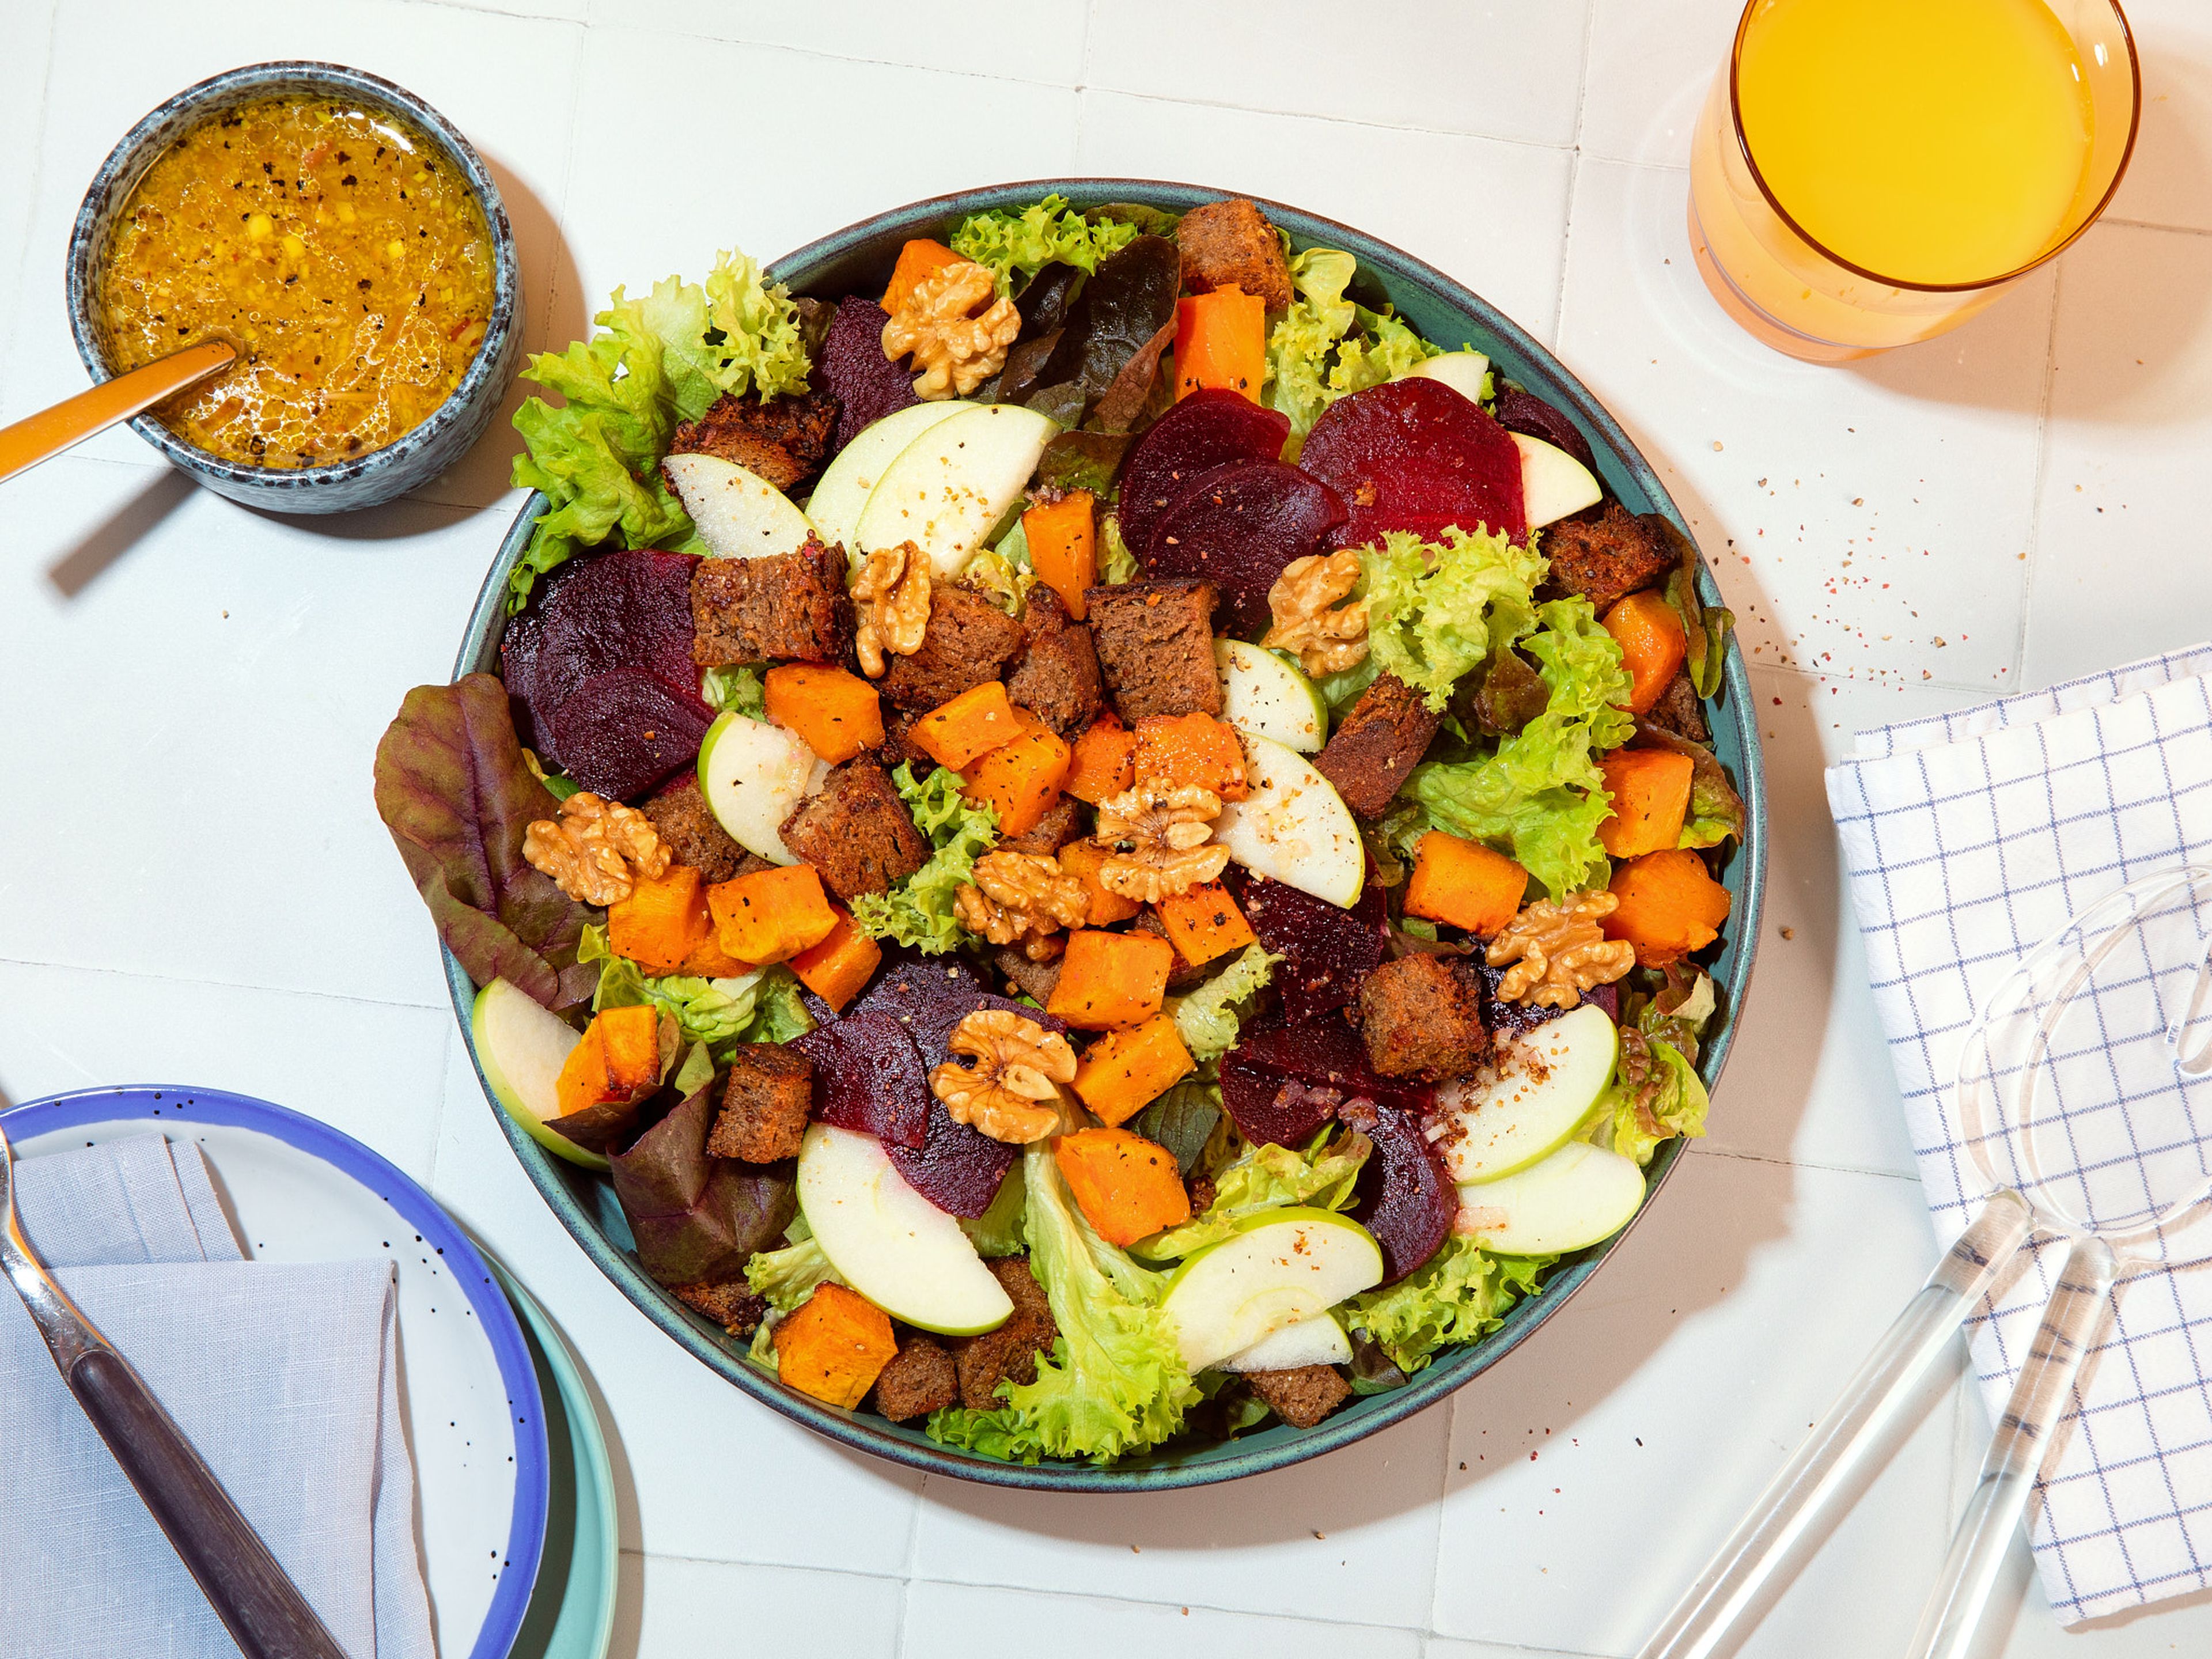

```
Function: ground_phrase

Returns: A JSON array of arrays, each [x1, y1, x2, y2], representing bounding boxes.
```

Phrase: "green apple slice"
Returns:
[[1211, 732, 1365, 907], [797, 1124, 1015, 1337], [1455, 1140, 1646, 1256], [806, 400, 970, 566], [1218, 1310, 1353, 1374], [1512, 432, 1603, 531], [697, 710, 828, 866], [471, 978, 603, 1171], [1441, 1003, 1619, 1184], [854, 403, 1057, 580], [663, 453, 815, 559], [1160, 1207, 1385, 1374], [1216, 639, 1327, 754], [1400, 349, 1491, 403]]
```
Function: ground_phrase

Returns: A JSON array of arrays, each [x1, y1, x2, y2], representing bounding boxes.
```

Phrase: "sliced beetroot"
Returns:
[[1234, 871, 1388, 1025], [1340, 1096, 1456, 1284], [1219, 1060, 1342, 1149], [551, 668, 715, 800], [506, 548, 700, 768], [1235, 1016, 1429, 1114], [825, 946, 1066, 1217], [820, 295, 918, 456], [1491, 388, 1596, 474], [1119, 388, 1290, 555], [1299, 379, 1526, 550], [792, 1010, 930, 1150], [885, 1099, 1019, 1219], [1142, 461, 1348, 635]]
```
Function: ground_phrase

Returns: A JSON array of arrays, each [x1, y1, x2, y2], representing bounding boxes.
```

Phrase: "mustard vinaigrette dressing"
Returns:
[[97, 95, 494, 468]]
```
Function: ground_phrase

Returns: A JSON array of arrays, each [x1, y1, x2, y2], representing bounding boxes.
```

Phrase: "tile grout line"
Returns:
[[1085, 85, 1581, 158], [0, 0, 62, 395], [0, 951, 452, 1017], [1567, 0, 1600, 155], [2008, 256, 2069, 688]]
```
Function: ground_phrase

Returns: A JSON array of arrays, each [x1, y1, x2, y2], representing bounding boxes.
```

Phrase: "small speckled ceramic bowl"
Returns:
[[66, 61, 521, 514]]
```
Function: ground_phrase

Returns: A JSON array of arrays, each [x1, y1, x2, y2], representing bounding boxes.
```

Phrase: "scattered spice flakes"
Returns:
[[1780, 925, 1796, 941]]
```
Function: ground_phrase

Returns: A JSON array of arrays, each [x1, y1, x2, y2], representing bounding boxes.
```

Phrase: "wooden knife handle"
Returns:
[[67, 1347, 351, 1659]]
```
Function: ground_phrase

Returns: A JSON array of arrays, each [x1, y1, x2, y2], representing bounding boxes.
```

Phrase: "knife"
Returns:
[[0, 1119, 350, 1659]]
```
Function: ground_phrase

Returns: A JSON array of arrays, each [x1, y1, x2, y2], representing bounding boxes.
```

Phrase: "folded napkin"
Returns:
[[1827, 644, 2212, 1624], [0, 1135, 434, 1659]]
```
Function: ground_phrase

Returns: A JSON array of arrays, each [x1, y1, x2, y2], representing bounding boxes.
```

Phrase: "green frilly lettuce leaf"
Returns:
[[1589, 1031, 1709, 1167], [1348, 1238, 1554, 1373], [950, 194, 1139, 296], [927, 1141, 1195, 1464], [1132, 1128, 1372, 1261], [1264, 247, 1440, 442], [849, 764, 1001, 953], [1361, 525, 1546, 713], [1167, 944, 1281, 1063]]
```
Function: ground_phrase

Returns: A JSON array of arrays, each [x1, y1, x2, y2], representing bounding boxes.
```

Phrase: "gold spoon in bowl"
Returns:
[[0, 339, 234, 485]]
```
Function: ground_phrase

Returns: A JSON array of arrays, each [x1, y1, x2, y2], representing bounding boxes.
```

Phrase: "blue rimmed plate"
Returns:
[[2, 1086, 550, 1658]]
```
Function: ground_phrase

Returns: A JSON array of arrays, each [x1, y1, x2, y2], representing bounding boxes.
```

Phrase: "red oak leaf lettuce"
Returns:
[[373, 674, 599, 1011]]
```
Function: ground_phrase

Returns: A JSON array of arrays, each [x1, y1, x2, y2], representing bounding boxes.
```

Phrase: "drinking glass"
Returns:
[[1688, 0, 2140, 361]]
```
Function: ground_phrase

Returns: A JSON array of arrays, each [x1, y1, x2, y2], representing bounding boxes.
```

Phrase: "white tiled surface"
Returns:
[[4, 3, 2210, 1654]]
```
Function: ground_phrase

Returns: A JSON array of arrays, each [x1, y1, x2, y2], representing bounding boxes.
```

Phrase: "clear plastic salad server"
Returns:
[[1641, 865, 2212, 1659]]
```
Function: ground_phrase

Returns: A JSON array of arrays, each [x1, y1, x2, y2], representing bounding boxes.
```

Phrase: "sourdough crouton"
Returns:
[[645, 774, 766, 885], [997, 794, 1087, 856], [1084, 579, 1223, 722], [691, 537, 854, 666], [778, 760, 931, 900], [1351, 953, 1490, 1081], [879, 587, 1025, 712], [665, 390, 839, 494], [993, 945, 1064, 1007], [1005, 588, 1103, 737], [1540, 503, 1673, 618], [1246, 1364, 1351, 1429], [873, 1334, 960, 1422], [707, 1045, 814, 1162], [671, 1280, 768, 1337], [1176, 197, 1294, 314], [1643, 671, 1709, 744], [1313, 672, 1441, 818], [951, 1256, 1059, 1410]]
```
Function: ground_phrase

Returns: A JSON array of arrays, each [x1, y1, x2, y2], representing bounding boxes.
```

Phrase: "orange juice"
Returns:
[[1688, 0, 2135, 359], [1737, 0, 2093, 285]]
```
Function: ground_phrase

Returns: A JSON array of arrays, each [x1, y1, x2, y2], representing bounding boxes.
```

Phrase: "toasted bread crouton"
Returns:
[[671, 1280, 768, 1336], [666, 390, 839, 493], [879, 587, 1025, 712], [1084, 579, 1223, 722], [708, 1046, 814, 1162], [778, 760, 931, 901], [1351, 953, 1490, 1081], [951, 1256, 1059, 1410], [1314, 672, 1441, 818], [873, 1334, 960, 1422], [691, 537, 854, 666], [1005, 587, 1103, 738], [1177, 197, 1294, 313], [1246, 1363, 1351, 1429], [1540, 503, 1673, 617], [645, 774, 765, 884]]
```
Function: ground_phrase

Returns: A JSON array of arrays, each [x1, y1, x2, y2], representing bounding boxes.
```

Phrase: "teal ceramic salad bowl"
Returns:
[[446, 179, 1768, 1490]]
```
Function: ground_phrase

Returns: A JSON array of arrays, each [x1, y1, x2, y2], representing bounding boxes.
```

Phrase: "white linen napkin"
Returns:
[[0, 1136, 435, 1659], [1825, 645, 2212, 1624]]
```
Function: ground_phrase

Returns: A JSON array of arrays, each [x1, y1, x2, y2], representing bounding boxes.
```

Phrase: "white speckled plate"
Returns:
[[3, 1086, 548, 1659]]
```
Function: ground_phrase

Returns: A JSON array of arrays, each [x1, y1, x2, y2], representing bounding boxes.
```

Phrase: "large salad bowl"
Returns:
[[445, 179, 1767, 1490]]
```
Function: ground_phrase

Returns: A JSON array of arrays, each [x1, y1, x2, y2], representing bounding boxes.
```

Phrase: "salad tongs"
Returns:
[[0, 1120, 348, 1659]]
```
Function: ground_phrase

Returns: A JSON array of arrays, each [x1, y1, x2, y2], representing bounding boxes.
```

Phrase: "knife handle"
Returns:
[[67, 1347, 351, 1659]]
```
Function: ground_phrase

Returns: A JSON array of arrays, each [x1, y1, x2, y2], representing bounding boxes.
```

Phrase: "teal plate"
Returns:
[[499, 1266, 618, 1659], [445, 179, 1770, 1490]]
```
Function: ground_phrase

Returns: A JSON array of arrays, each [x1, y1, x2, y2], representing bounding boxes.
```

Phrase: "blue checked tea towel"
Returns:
[[1827, 644, 2212, 1624], [0, 1135, 434, 1659]]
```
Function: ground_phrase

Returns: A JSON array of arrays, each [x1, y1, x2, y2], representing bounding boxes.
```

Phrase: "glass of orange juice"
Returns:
[[1690, 0, 2139, 361]]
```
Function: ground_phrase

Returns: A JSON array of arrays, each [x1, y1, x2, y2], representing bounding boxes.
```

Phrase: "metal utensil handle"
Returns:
[[1907, 1234, 2122, 1659], [1637, 1190, 2035, 1659], [67, 1346, 351, 1659]]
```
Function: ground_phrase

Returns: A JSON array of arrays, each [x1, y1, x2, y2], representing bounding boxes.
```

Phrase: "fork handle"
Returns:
[[1637, 1190, 2035, 1659], [1907, 1234, 2121, 1659], [68, 1346, 351, 1659]]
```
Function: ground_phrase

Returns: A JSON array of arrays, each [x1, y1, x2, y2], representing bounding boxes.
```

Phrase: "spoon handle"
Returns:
[[0, 340, 235, 484]]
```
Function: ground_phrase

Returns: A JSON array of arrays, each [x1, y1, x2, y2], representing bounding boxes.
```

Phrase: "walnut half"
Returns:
[[853, 541, 931, 677], [1092, 785, 1229, 902], [1263, 549, 1368, 677], [522, 791, 671, 906], [1486, 893, 1635, 1009], [955, 850, 1089, 960], [929, 1008, 1077, 1145], [881, 259, 1020, 400]]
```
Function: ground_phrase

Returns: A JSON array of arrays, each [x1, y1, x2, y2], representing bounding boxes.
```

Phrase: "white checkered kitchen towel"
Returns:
[[1826, 645, 2212, 1624]]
